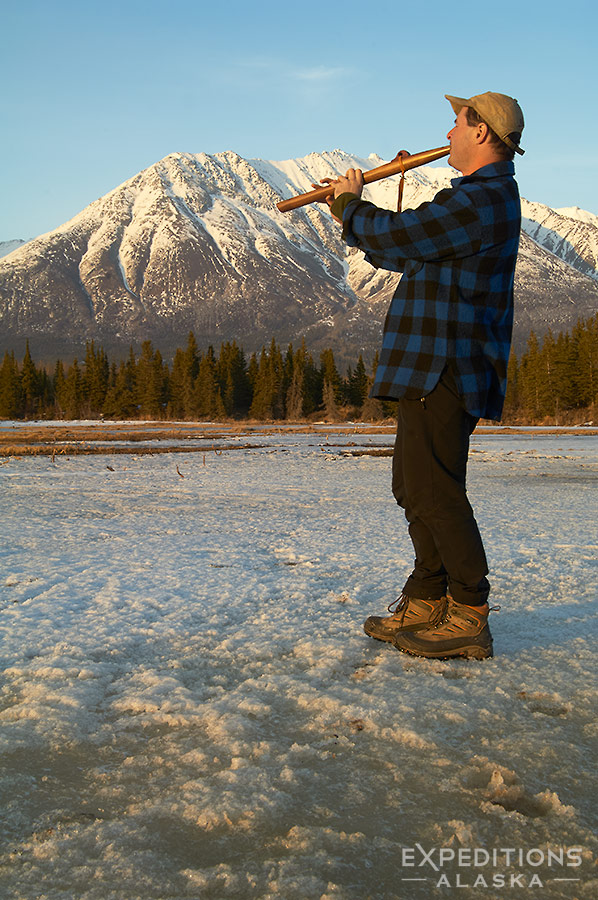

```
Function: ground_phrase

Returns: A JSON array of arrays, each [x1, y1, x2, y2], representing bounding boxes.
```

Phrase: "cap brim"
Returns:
[[445, 94, 469, 115]]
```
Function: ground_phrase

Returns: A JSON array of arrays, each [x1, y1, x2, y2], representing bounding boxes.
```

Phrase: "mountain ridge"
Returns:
[[1, 149, 597, 365]]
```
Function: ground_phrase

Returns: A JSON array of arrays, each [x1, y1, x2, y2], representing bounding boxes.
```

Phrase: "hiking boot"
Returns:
[[363, 594, 448, 643], [393, 597, 495, 659]]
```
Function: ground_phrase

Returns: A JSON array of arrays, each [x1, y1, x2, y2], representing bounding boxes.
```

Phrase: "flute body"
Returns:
[[276, 145, 450, 213]]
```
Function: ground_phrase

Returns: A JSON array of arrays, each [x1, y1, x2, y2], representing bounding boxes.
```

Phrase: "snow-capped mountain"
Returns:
[[521, 201, 598, 281], [1, 150, 597, 364]]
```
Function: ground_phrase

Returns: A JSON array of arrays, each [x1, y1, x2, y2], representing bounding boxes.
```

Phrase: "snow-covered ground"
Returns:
[[1, 427, 597, 899]]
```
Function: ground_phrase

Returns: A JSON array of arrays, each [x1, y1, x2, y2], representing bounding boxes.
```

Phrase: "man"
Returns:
[[324, 92, 524, 659]]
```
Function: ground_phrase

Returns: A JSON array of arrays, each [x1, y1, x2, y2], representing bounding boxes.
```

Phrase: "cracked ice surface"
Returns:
[[0, 428, 597, 899]]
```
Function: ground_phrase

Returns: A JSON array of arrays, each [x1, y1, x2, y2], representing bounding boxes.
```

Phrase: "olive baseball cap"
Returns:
[[445, 92, 525, 155]]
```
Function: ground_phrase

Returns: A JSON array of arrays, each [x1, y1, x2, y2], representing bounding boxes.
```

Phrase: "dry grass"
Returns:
[[0, 422, 272, 457], [0, 420, 392, 457], [1, 420, 596, 457], [0, 443, 265, 458]]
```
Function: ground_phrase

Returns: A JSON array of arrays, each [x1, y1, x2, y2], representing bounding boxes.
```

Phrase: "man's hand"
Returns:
[[331, 167, 364, 199], [312, 168, 365, 223]]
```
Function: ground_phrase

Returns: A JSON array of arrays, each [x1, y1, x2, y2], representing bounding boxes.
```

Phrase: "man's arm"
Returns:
[[332, 187, 482, 265], [317, 158, 481, 267]]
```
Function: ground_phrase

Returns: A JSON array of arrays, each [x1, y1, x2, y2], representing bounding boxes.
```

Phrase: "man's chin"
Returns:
[[448, 153, 465, 174]]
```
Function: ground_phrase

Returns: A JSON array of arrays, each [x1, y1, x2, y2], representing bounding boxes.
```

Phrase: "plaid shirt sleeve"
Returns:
[[332, 163, 521, 421], [336, 186, 483, 268]]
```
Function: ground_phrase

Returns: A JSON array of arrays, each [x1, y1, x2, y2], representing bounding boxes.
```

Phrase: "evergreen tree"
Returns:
[[20, 342, 41, 417], [303, 349, 320, 416], [572, 316, 598, 409], [359, 353, 384, 421], [297, 338, 322, 416], [0, 351, 22, 418], [282, 344, 295, 411], [348, 354, 369, 408], [249, 339, 284, 419], [319, 348, 343, 405], [102, 349, 138, 418], [192, 346, 226, 419], [218, 340, 251, 416], [518, 331, 542, 419], [184, 331, 200, 381], [83, 341, 109, 416], [136, 341, 169, 417], [285, 343, 304, 420], [247, 352, 259, 399], [61, 359, 83, 419], [249, 347, 272, 420], [168, 348, 187, 419], [37, 368, 54, 417], [365, 350, 396, 420], [553, 332, 577, 412], [176, 331, 201, 417], [281, 339, 321, 419], [538, 329, 558, 418], [322, 377, 342, 421], [269, 337, 285, 418], [502, 353, 519, 419], [52, 361, 66, 417]]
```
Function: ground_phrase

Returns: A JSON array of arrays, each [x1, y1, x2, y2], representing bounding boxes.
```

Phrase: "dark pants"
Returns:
[[392, 368, 490, 606]]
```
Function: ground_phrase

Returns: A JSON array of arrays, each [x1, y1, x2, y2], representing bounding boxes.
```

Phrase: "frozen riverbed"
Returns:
[[1, 427, 597, 899]]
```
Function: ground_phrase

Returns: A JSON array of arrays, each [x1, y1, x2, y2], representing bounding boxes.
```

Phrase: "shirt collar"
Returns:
[[451, 160, 515, 188]]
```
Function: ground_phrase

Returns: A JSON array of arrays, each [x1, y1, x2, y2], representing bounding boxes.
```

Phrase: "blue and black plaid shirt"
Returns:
[[331, 161, 521, 420]]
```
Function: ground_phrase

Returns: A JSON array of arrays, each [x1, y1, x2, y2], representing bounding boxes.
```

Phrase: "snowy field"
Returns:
[[1, 425, 597, 899]]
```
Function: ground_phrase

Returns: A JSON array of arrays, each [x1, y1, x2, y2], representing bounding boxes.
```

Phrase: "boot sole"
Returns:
[[394, 643, 493, 660], [363, 624, 396, 643], [364, 622, 440, 643]]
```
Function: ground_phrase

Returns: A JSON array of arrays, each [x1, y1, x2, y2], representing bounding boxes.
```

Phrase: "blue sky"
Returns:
[[2, 0, 596, 240]]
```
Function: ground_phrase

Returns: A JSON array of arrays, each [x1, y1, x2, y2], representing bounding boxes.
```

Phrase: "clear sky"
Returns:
[[2, 0, 596, 241]]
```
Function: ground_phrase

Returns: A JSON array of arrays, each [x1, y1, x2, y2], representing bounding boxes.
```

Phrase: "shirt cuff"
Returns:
[[330, 192, 360, 221]]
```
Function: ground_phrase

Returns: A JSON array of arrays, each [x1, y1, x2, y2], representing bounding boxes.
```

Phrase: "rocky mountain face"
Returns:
[[1, 150, 597, 366]]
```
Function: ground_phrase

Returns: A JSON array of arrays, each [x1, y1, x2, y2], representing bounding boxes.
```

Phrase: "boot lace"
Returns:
[[387, 593, 449, 627], [386, 594, 411, 626], [429, 596, 450, 627], [432, 599, 500, 631]]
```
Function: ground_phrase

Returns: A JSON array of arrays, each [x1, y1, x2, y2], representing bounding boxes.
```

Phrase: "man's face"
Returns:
[[446, 107, 478, 174]]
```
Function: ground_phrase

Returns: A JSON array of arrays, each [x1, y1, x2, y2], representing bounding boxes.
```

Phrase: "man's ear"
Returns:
[[476, 122, 490, 145]]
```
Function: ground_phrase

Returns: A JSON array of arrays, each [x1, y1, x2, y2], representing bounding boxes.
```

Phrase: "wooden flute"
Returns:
[[276, 145, 450, 212]]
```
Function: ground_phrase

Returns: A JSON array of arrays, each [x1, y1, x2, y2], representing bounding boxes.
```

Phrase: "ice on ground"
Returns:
[[0, 428, 597, 899]]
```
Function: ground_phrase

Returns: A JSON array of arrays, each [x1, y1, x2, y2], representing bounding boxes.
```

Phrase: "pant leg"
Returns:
[[392, 426, 448, 599], [392, 369, 490, 606]]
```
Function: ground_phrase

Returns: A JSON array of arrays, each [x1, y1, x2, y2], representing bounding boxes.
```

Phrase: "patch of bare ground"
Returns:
[[1, 421, 597, 457], [478, 427, 598, 435], [0, 425, 240, 445], [0, 420, 391, 457], [341, 447, 394, 457], [0, 443, 266, 458], [0, 422, 271, 457], [0, 421, 399, 456]]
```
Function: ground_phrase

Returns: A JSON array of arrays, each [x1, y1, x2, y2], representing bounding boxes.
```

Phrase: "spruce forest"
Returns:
[[1, 316, 597, 424]]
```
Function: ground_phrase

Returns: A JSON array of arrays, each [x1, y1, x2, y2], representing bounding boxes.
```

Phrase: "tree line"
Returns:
[[1, 315, 597, 423], [0, 334, 389, 422], [504, 315, 598, 423]]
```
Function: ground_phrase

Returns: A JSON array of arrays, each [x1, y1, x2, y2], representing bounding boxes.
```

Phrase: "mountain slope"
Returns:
[[1, 150, 597, 363], [0, 239, 26, 259]]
